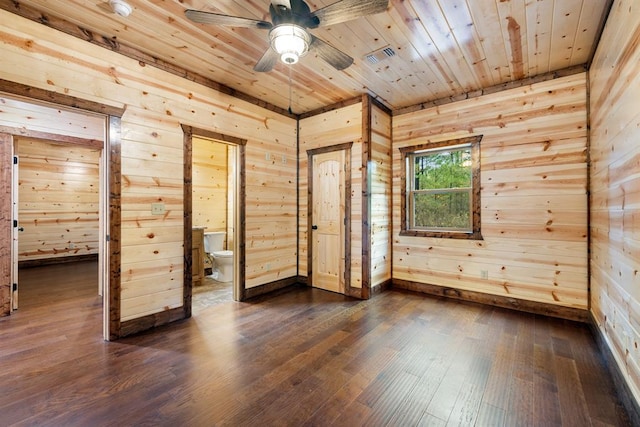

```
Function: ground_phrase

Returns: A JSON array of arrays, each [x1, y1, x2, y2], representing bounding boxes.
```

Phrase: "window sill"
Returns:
[[400, 230, 484, 240]]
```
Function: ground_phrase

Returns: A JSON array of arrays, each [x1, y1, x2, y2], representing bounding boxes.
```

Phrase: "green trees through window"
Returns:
[[412, 148, 472, 230]]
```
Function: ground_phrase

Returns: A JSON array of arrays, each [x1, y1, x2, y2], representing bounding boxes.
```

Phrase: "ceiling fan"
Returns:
[[185, 0, 389, 72]]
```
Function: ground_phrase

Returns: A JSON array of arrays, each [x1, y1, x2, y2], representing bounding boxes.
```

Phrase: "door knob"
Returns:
[[18, 227, 24, 232], [311, 225, 318, 230]]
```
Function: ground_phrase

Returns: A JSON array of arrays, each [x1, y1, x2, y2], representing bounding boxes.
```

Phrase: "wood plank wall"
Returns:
[[589, 0, 640, 404], [392, 73, 589, 309], [192, 137, 228, 235], [299, 103, 364, 291], [0, 9, 297, 322], [369, 103, 392, 290], [15, 137, 100, 262]]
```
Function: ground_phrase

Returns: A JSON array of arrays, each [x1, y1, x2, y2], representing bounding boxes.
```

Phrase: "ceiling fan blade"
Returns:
[[309, 36, 354, 70], [185, 10, 272, 30], [254, 48, 280, 72], [309, 0, 389, 28]]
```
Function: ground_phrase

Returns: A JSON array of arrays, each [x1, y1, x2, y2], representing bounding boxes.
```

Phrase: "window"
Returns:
[[400, 135, 482, 239]]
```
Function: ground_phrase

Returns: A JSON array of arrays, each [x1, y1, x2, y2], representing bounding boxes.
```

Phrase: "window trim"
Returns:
[[399, 135, 483, 240]]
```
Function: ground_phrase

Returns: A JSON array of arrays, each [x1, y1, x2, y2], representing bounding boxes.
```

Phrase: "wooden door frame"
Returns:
[[181, 125, 247, 313], [0, 81, 124, 340], [307, 142, 352, 295]]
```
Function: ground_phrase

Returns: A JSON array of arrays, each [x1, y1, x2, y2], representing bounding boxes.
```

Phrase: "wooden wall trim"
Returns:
[[108, 116, 122, 340], [119, 307, 185, 338], [0, 133, 11, 317], [298, 97, 362, 120], [0, 79, 124, 117], [393, 64, 588, 116], [182, 126, 193, 319], [361, 94, 372, 300], [393, 279, 590, 323], [244, 277, 299, 300], [0, 2, 294, 119], [589, 314, 640, 426], [237, 144, 246, 301], [371, 279, 391, 296], [0, 126, 103, 149], [183, 126, 248, 147], [370, 97, 392, 116]]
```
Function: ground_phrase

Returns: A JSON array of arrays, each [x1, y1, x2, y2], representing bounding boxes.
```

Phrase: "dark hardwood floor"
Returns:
[[0, 261, 631, 426]]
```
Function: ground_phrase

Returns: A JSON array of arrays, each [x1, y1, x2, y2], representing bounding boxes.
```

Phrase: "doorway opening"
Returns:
[[192, 136, 237, 312], [14, 137, 102, 314], [1, 93, 112, 339], [182, 126, 246, 315]]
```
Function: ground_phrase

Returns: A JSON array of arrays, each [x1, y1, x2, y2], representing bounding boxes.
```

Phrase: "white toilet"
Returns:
[[203, 231, 234, 283]]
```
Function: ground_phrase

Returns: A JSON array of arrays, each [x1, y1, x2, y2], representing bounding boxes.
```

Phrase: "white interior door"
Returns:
[[11, 153, 19, 310], [311, 150, 346, 294]]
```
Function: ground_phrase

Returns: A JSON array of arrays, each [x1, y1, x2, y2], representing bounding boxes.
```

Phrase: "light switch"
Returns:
[[151, 203, 165, 215]]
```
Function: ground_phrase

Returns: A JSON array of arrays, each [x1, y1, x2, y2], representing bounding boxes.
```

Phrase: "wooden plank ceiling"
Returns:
[[2, 0, 610, 114]]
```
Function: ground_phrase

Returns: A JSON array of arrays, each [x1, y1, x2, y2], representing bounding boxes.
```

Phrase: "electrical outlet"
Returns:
[[151, 203, 165, 215], [481, 270, 488, 280], [69, 243, 75, 249], [281, 155, 287, 164], [265, 263, 271, 271], [265, 152, 271, 161]]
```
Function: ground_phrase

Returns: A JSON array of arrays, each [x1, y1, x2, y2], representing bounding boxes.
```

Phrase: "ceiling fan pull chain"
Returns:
[[288, 63, 294, 115]]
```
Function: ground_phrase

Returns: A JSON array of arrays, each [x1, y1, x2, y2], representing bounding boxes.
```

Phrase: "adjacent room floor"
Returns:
[[0, 261, 631, 426]]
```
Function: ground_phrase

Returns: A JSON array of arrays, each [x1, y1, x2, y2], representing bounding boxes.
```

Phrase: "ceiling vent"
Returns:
[[365, 46, 396, 64]]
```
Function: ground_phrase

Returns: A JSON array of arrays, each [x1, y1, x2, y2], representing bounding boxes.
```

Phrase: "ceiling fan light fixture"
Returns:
[[270, 24, 311, 65], [109, 0, 132, 17]]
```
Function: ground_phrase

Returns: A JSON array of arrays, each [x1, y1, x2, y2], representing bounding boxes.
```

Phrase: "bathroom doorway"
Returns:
[[183, 125, 246, 313]]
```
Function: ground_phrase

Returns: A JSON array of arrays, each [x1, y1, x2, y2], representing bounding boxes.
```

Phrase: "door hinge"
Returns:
[[13, 156, 18, 165], [106, 235, 110, 242], [13, 283, 17, 291], [13, 220, 17, 228]]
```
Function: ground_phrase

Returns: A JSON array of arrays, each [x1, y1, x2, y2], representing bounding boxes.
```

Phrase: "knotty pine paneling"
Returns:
[[393, 73, 588, 309], [299, 103, 363, 291], [589, 0, 640, 405], [15, 137, 100, 262], [192, 137, 228, 234], [0, 10, 297, 323], [369, 104, 392, 289]]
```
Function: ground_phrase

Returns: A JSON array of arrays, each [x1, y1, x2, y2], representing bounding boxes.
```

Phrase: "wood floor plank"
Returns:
[[0, 262, 632, 426]]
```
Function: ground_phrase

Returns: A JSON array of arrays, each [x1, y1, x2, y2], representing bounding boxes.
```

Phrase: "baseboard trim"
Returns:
[[19, 254, 98, 268], [371, 279, 391, 296], [244, 276, 300, 300], [392, 279, 589, 323], [589, 313, 640, 426], [119, 307, 186, 338]]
